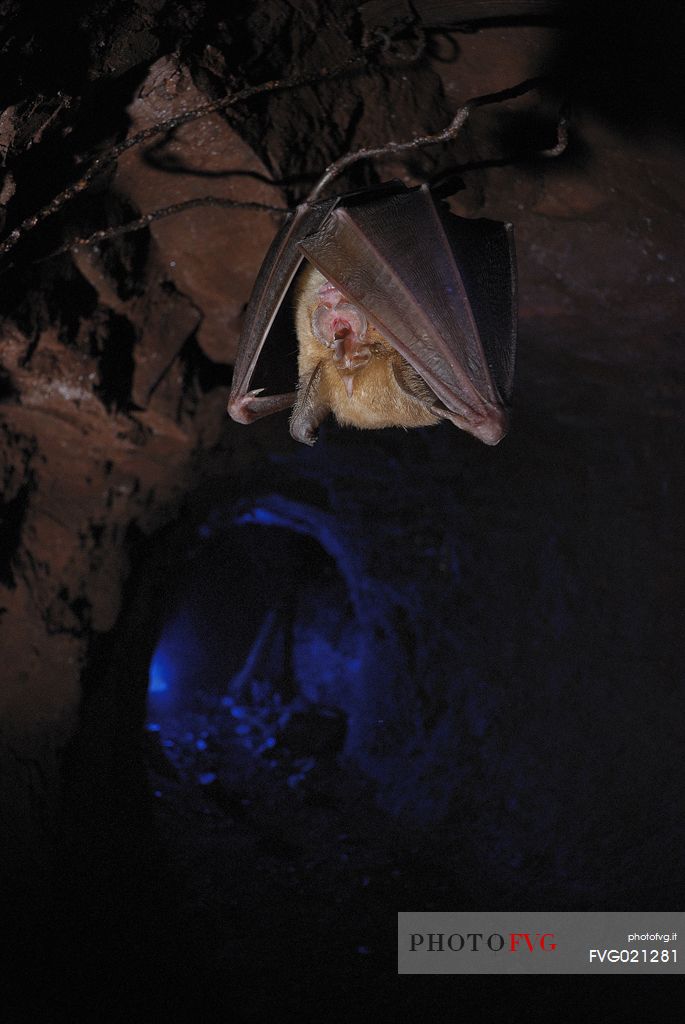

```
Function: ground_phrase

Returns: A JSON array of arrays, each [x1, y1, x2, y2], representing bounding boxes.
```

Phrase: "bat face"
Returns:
[[228, 182, 517, 448]]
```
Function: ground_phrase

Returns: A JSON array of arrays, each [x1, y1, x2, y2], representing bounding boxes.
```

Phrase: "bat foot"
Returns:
[[289, 421, 318, 446]]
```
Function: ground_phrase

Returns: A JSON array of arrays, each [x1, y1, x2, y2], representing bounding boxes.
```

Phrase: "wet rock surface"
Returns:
[[1, 0, 683, 1016]]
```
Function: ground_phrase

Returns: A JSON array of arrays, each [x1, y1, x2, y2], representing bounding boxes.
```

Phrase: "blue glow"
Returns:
[[238, 507, 283, 527], [148, 647, 172, 693], [147, 608, 206, 708], [147, 488, 469, 825]]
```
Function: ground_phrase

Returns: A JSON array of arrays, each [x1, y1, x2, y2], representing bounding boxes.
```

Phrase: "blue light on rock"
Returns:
[[146, 484, 470, 823], [148, 647, 172, 693], [148, 608, 206, 707]]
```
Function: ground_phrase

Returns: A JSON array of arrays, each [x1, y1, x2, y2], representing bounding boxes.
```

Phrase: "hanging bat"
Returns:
[[226, 74, 565, 448], [0, 76, 555, 450], [227, 180, 516, 446], [0, 75, 541, 449]]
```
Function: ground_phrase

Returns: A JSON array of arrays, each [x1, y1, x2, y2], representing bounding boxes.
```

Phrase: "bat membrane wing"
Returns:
[[229, 198, 337, 405], [439, 213, 517, 403], [298, 185, 516, 426]]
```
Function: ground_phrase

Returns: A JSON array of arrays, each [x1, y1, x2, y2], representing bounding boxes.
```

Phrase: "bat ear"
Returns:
[[437, 208, 517, 404]]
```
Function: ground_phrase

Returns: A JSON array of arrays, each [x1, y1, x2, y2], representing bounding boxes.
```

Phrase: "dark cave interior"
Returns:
[[1, 0, 684, 1016]]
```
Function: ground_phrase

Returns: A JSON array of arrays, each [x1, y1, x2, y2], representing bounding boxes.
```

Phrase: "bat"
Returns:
[[0, 73, 545, 450], [1, 71, 557, 455], [227, 180, 516, 446]]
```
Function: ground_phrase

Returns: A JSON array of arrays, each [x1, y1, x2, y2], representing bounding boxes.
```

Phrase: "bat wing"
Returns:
[[228, 198, 338, 422], [440, 208, 517, 404], [297, 184, 516, 444]]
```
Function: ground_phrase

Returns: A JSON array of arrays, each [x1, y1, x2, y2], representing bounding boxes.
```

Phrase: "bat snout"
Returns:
[[311, 298, 367, 351], [332, 319, 352, 340], [333, 333, 372, 374]]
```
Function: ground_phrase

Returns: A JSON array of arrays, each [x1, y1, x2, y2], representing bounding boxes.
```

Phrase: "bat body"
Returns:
[[293, 264, 440, 437], [228, 181, 517, 446]]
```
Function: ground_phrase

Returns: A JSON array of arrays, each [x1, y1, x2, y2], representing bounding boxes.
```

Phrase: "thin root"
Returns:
[[45, 197, 286, 259], [0, 42, 398, 260], [306, 75, 562, 202]]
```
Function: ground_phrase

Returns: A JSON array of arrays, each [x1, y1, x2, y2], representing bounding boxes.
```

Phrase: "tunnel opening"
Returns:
[[145, 513, 363, 795]]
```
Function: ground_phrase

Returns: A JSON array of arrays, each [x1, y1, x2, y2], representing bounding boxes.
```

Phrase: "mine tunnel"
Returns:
[[1, 0, 683, 1016], [145, 513, 358, 761]]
